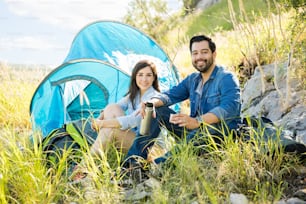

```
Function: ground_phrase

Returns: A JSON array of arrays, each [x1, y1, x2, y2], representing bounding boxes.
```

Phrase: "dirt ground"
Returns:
[[283, 165, 306, 199]]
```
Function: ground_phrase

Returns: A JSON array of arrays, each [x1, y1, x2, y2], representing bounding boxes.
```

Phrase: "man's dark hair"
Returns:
[[189, 35, 216, 53]]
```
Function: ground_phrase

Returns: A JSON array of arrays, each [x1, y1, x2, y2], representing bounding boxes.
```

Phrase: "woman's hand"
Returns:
[[138, 102, 146, 118], [91, 118, 103, 131]]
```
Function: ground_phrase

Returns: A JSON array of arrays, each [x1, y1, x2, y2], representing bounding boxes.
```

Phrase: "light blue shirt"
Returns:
[[116, 86, 159, 131]]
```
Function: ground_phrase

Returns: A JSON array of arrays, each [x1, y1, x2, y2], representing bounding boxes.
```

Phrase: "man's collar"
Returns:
[[209, 65, 219, 79]]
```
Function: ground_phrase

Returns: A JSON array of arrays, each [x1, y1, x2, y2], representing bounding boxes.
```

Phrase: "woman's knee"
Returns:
[[103, 104, 125, 118], [104, 103, 121, 111]]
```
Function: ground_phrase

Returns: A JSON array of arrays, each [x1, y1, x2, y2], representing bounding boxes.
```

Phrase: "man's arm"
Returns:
[[213, 75, 240, 118], [149, 97, 164, 108], [198, 112, 219, 125], [171, 112, 219, 129]]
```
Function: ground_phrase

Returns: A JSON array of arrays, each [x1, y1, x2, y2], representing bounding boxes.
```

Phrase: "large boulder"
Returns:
[[241, 63, 306, 144]]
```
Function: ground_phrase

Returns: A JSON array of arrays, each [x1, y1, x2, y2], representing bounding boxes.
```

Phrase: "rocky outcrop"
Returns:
[[196, 0, 221, 10], [241, 63, 306, 144]]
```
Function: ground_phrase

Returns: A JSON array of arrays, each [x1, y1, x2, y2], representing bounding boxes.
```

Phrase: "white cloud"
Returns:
[[1, 0, 131, 65], [1, 0, 182, 65], [4, 0, 130, 30], [0, 35, 60, 50]]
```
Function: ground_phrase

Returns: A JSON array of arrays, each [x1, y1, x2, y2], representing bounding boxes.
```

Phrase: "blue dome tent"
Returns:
[[64, 20, 180, 91], [30, 21, 180, 138]]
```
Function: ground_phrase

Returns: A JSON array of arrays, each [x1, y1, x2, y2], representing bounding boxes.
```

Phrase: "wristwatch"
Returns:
[[196, 115, 204, 126]]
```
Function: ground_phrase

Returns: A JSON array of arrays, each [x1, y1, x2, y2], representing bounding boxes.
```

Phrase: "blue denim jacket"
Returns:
[[156, 65, 241, 130]]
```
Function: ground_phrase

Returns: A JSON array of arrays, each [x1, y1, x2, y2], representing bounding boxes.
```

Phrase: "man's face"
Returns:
[[191, 40, 216, 73]]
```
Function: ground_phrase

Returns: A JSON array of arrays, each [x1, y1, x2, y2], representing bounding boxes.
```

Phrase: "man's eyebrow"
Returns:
[[192, 48, 209, 52]]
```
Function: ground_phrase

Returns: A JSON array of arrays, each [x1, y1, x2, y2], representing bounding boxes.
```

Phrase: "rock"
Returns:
[[143, 177, 161, 189], [294, 189, 306, 201], [230, 193, 249, 204], [276, 200, 287, 204], [196, 0, 221, 10], [123, 177, 160, 201], [276, 104, 306, 144], [242, 63, 306, 144], [285, 197, 306, 204], [242, 64, 278, 111], [277, 198, 306, 204], [124, 182, 151, 201]]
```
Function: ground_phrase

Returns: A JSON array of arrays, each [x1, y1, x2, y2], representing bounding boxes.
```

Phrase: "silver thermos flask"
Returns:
[[139, 102, 154, 135]]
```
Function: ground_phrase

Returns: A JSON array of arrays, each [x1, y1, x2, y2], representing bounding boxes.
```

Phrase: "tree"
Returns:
[[276, 0, 305, 10], [123, 0, 171, 44], [182, 0, 202, 14]]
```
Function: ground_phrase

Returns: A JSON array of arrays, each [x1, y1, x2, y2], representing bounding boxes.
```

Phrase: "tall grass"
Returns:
[[0, 1, 305, 200], [0, 66, 303, 202], [226, 0, 305, 111]]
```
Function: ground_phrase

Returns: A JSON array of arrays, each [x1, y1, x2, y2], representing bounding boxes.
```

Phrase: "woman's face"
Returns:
[[136, 66, 155, 93]]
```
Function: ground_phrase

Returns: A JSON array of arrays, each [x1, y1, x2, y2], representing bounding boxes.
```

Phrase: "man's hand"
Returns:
[[169, 113, 201, 129]]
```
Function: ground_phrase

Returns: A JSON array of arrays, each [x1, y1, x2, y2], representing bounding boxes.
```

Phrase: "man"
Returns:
[[124, 35, 241, 167]]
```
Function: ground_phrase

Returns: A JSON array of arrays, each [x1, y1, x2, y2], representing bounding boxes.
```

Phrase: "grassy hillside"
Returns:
[[0, 63, 49, 129], [186, 0, 271, 36], [165, 0, 305, 86], [0, 0, 305, 203]]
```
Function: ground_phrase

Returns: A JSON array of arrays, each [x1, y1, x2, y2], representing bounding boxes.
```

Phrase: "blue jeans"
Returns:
[[124, 106, 224, 166]]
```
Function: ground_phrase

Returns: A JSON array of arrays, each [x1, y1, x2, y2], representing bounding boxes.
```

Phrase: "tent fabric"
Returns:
[[64, 21, 180, 92], [30, 60, 130, 137], [30, 21, 180, 138]]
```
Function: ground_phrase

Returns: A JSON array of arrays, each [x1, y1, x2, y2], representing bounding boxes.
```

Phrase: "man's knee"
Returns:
[[155, 106, 175, 120]]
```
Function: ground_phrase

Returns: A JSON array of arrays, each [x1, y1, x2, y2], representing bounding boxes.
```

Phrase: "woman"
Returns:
[[90, 59, 160, 155]]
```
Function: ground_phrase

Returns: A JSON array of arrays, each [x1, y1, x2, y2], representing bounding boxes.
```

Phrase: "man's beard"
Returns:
[[193, 57, 214, 73]]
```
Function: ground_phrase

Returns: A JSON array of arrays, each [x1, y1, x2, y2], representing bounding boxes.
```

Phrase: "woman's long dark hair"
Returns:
[[127, 60, 160, 109]]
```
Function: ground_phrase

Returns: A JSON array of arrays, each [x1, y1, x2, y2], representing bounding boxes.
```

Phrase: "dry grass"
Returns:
[[0, 2, 304, 200], [0, 60, 304, 203], [0, 62, 48, 130]]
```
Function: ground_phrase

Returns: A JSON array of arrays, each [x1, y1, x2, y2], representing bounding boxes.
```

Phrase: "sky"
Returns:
[[0, 0, 181, 67]]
